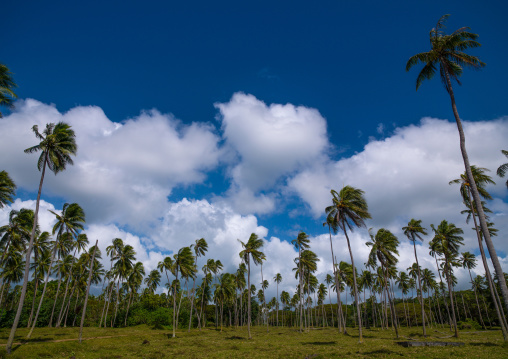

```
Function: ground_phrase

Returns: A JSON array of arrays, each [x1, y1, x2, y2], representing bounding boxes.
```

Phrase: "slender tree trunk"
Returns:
[[7, 155, 47, 354], [172, 270, 179, 338], [383, 267, 399, 338], [79, 241, 97, 342], [444, 260, 459, 338]]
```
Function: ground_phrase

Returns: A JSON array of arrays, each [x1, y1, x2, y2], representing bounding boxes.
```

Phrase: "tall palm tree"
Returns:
[[325, 274, 335, 327], [430, 220, 464, 337], [407, 14, 508, 314], [366, 228, 400, 338], [145, 269, 162, 294], [402, 219, 428, 335], [112, 244, 136, 327], [79, 240, 100, 342], [7, 122, 77, 353], [171, 246, 194, 338], [460, 252, 485, 329], [273, 273, 282, 327], [0, 64, 17, 117], [239, 233, 265, 339], [326, 186, 371, 342], [124, 261, 145, 326], [0, 170, 16, 207], [291, 231, 310, 333], [189, 238, 208, 331]]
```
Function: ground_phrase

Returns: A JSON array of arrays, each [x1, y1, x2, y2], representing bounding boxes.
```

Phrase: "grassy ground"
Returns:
[[0, 325, 506, 358]]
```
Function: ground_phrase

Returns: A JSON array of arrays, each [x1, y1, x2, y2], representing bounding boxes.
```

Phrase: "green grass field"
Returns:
[[0, 325, 506, 358]]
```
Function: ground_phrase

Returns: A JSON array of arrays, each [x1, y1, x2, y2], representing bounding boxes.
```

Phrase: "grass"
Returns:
[[0, 325, 506, 358]]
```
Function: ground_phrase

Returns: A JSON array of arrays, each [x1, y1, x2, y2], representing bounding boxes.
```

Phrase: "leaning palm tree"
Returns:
[[7, 122, 77, 353], [239, 233, 265, 339], [0, 64, 17, 117], [430, 220, 464, 337], [171, 246, 194, 338], [291, 231, 310, 333], [366, 228, 400, 338], [407, 14, 508, 313], [402, 219, 428, 336], [0, 170, 16, 208], [326, 186, 371, 342], [189, 238, 208, 331]]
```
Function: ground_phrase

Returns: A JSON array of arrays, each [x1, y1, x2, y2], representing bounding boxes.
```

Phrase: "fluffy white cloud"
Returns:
[[215, 92, 330, 214], [0, 99, 222, 228]]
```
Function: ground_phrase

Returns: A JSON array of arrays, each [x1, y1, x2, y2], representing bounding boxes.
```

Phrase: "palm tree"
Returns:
[[189, 238, 208, 331], [460, 252, 485, 329], [291, 231, 310, 332], [112, 244, 136, 327], [0, 64, 17, 117], [145, 269, 162, 294], [496, 150, 508, 188], [79, 240, 100, 343], [124, 261, 145, 326], [7, 122, 77, 353], [273, 273, 282, 327], [407, 14, 508, 314], [239, 233, 265, 339], [0, 170, 16, 208], [326, 186, 371, 342], [402, 219, 428, 335], [430, 220, 464, 337], [171, 246, 194, 338], [366, 228, 400, 338]]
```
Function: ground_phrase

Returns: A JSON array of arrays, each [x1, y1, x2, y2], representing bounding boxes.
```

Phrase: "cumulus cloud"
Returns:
[[0, 99, 222, 229], [214, 92, 330, 214]]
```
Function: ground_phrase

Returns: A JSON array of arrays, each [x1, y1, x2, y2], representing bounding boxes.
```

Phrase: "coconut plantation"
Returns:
[[1, 4, 508, 359]]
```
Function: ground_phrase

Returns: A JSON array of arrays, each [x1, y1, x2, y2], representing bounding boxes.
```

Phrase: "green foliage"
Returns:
[[457, 318, 482, 330]]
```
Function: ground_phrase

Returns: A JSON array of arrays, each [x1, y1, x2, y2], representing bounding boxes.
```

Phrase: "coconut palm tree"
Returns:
[[171, 246, 194, 338], [496, 150, 508, 188], [124, 261, 145, 326], [407, 14, 508, 314], [430, 220, 464, 337], [291, 231, 310, 332], [402, 219, 428, 335], [273, 273, 282, 327], [7, 122, 77, 352], [0, 64, 17, 117], [145, 269, 162, 294], [188, 238, 208, 331], [0, 171, 16, 208], [112, 244, 136, 327], [239, 233, 265, 339], [326, 186, 371, 342], [79, 240, 100, 343], [366, 228, 400, 338], [460, 252, 485, 329]]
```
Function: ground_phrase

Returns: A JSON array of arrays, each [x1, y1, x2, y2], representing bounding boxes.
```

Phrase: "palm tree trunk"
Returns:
[[383, 267, 399, 338], [343, 227, 362, 342], [7, 155, 47, 354], [172, 270, 179, 338], [470, 270, 485, 329], [124, 290, 133, 327], [27, 278, 39, 328], [79, 241, 97, 342], [413, 242, 426, 336]]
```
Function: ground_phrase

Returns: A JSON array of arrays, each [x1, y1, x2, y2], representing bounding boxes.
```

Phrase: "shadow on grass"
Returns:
[[225, 336, 245, 340], [364, 349, 402, 356], [302, 341, 337, 346], [469, 342, 499, 347]]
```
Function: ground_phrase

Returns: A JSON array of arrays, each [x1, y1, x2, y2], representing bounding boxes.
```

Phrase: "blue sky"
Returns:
[[1, 1, 508, 296]]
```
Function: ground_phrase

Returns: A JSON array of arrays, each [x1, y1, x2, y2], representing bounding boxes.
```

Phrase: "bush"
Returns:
[[457, 318, 481, 330]]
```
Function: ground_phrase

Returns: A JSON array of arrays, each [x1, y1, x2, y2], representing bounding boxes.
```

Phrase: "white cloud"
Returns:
[[0, 99, 222, 228], [215, 92, 330, 214]]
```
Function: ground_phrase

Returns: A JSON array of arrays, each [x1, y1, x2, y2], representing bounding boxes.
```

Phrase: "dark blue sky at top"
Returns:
[[3, 1, 508, 238]]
